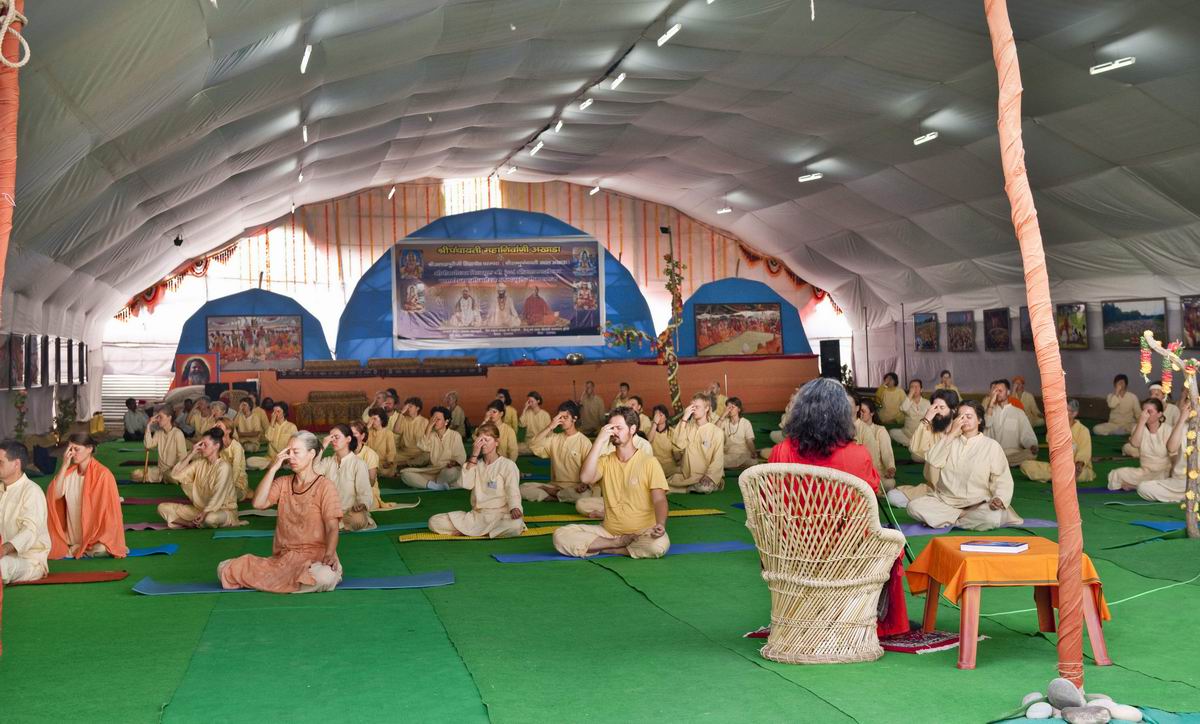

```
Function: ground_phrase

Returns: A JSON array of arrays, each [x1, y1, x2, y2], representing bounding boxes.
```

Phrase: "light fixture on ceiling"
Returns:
[[173, 233, 183, 247], [291, 201, 296, 214], [302, 124, 308, 143], [797, 172, 824, 183], [579, 98, 593, 110], [387, 185, 396, 200], [1089, 56, 1135, 75], [657, 23, 681, 47], [589, 185, 600, 196], [554, 120, 563, 133], [913, 131, 939, 146], [716, 206, 732, 215], [530, 141, 544, 156], [506, 165, 517, 174], [298, 171, 304, 183], [611, 72, 626, 90], [509, 23, 516, 31], [427, 115, 434, 122], [300, 44, 312, 74], [209, 0, 219, 8]]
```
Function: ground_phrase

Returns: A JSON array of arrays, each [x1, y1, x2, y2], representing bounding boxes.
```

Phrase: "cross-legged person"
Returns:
[[855, 399, 896, 490], [213, 419, 250, 500], [522, 401, 593, 503], [648, 404, 678, 477], [476, 400, 519, 461], [984, 379, 1038, 466], [667, 392, 725, 494], [885, 389, 960, 508], [233, 396, 269, 452], [133, 405, 189, 482], [718, 397, 757, 469], [158, 429, 244, 529], [1136, 397, 1192, 502], [1020, 399, 1095, 483], [874, 372, 906, 424], [890, 379, 930, 447], [577, 380, 606, 435], [364, 407, 398, 477], [394, 397, 431, 467], [518, 391, 552, 456], [317, 425, 376, 531], [429, 423, 526, 539], [0, 441, 51, 583], [400, 406, 466, 490], [46, 434, 128, 560], [1108, 398, 1172, 491], [247, 403, 297, 470], [1094, 374, 1140, 436]]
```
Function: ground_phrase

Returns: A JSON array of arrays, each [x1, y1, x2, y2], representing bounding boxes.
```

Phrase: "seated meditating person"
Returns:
[[46, 434, 126, 560], [766, 378, 908, 638], [0, 441, 50, 583], [518, 391, 552, 456], [718, 397, 756, 469], [890, 379, 930, 447], [906, 401, 1023, 531], [984, 379, 1038, 466], [485, 284, 522, 327], [233, 397, 269, 452], [174, 399, 196, 438], [477, 400, 518, 461], [552, 408, 670, 559], [855, 399, 896, 491], [428, 423, 525, 539], [709, 381, 728, 419], [1108, 399, 1172, 492], [364, 407, 399, 477], [1127, 382, 1182, 457], [316, 425, 375, 531], [394, 397, 430, 467], [1020, 399, 1095, 483], [577, 380, 606, 435], [247, 403, 298, 470], [400, 406, 466, 490], [496, 389, 519, 432], [934, 369, 960, 396], [1135, 397, 1191, 503], [123, 397, 149, 442], [1011, 376, 1044, 428], [627, 396, 653, 439], [648, 404, 678, 477], [188, 397, 218, 440], [874, 372, 906, 425], [444, 391, 468, 437], [133, 405, 189, 482], [361, 390, 390, 423], [349, 421, 389, 510], [667, 391, 726, 494], [522, 401, 593, 502], [1094, 374, 1141, 436], [158, 429, 243, 529], [213, 419, 250, 500], [218, 432, 343, 594], [611, 382, 632, 410], [888, 394, 956, 516]]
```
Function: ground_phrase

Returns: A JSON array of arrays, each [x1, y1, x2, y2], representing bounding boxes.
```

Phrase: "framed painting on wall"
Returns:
[[1055, 303, 1088, 350], [694, 303, 783, 357], [914, 313, 939, 352], [1183, 296, 1200, 348], [983, 308, 1011, 352], [0, 334, 26, 390], [25, 334, 40, 388], [1102, 298, 1166, 349], [206, 315, 303, 371], [1019, 306, 1034, 351], [947, 311, 975, 352]]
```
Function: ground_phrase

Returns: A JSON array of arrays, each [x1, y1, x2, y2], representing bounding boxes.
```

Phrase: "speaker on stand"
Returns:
[[820, 340, 841, 379]]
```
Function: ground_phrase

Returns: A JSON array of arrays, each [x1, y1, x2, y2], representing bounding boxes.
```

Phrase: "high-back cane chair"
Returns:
[[738, 463, 906, 664]]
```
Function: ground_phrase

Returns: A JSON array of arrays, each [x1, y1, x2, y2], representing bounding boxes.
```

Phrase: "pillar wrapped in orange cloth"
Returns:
[[46, 462, 128, 560]]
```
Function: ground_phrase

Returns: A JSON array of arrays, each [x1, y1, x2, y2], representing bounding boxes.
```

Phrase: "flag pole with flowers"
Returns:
[[655, 243, 686, 418]]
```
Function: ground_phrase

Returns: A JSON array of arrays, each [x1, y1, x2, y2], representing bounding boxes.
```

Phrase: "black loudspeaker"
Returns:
[[820, 340, 841, 378]]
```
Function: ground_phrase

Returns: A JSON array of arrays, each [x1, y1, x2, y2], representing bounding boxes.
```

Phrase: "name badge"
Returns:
[[487, 480, 497, 489]]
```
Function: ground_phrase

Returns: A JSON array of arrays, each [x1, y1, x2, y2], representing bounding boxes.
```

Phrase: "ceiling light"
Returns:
[[427, 115, 433, 122], [579, 98, 593, 110], [298, 171, 304, 183], [301, 125, 308, 143], [589, 186, 600, 196], [716, 206, 732, 215], [707, 0, 716, 3], [1089, 56, 1136, 75], [506, 166, 517, 174], [913, 131, 939, 146], [509, 23, 516, 31], [290, 202, 296, 214], [554, 120, 563, 133], [300, 44, 312, 74], [797, 172, 824, 183], [657, 23, 681, 47], [387, 185, 396, 200], [530, 141, 544, 156], [611, 72, 626, 90]]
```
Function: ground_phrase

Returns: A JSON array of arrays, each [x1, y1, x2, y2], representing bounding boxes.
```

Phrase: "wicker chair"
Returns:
[[738, 463, 906, 664]]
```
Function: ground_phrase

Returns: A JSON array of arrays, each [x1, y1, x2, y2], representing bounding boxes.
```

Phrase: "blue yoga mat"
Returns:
[[492, 540, 755, 563], [732, 502, 745, 510], [132, 569, 455, 595], [85, 544, 177, 558], [212, 521, 430, 539], [1132, 520, 1186, 533]]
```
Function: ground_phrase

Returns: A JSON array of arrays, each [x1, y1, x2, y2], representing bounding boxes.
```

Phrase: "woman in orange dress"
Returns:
[[218, 431, 343, 594], [46, 433, 128, 559]]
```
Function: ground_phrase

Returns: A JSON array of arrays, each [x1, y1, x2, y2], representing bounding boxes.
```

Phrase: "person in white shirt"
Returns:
[[890, 379, 930, 447], [984, 379, 1038, 466], [1125, 382, 1182, 458], [123, 398, 149, 441], [1108, 399, 1173, 491], [0, 440, 51, 583]]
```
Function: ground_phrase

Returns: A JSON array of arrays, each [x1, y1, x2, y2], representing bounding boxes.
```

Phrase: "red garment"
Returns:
[[768, 438, 909, 637], [46, 461, 129, 560], [523, 293, 551, 324]]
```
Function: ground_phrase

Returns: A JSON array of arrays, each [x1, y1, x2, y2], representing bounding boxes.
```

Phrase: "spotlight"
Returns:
[[173, 234, 183, 247], [657, 23, 681, 47], [507, 165, 517, 174], [298, 171, 304, 183], [387, 186, 396, 200], [302, 124, 308, 143], [554, 120, 563, 133], [716, 206, 732, 214], [913, 131, 938, 146], [797, 172, 824, 183], [589, 186, 600, 196], [530, 141, 543, 156], [611, 72, 626, 90], [659, 226, 671, 235], [579, 98, 593, 110], [1090, 56, 1135, 75], [300, 44, 312, 74]]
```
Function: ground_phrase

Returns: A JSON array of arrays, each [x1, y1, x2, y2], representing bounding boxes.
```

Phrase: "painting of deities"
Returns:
[[695, 303, 783, 357], [1102, 298, 1166, 349], [207, 315, 303, 371]]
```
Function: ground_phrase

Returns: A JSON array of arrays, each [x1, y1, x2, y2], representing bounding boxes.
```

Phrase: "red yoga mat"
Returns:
[[10, 571, 129, 586]]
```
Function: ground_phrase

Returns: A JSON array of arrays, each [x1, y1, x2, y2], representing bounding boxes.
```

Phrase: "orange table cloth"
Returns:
[[906, 536, 1110, 620]]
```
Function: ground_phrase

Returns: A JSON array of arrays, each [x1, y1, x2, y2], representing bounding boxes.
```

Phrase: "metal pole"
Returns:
[[901, 302, 908, 385], [862, 305, 870, 387]]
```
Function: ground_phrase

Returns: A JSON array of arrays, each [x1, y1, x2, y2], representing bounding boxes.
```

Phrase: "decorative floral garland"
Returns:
[[116, 245, 238, 320], [604, 322, 656, 351], [12, 389, 27, 439]]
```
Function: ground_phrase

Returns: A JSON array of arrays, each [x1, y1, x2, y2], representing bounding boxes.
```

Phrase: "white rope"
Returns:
[[0, 0, 29, 69], [939, 570, 1200, 618]]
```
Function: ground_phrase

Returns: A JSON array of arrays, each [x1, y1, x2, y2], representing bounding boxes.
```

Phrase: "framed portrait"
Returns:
[[206, 315, 302, 371], [25, 334, 40, 388], [40, 335, 49, 387], [1102, 298, 1166, 350], [694, 303, 783, 357], [914, 312, 939, 352], [1055, 303, 1088, 350], [946, 311, 976, 352], [78, 342, 88, 384], [174, 353, 220, 388], [983, 308, 1011, 352], [0, 334, 26, 390], [1019, 306, 1034, 351]]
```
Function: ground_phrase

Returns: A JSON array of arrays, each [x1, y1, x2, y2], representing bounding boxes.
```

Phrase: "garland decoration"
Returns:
[[604, 322, 656, 351], [656, 250, 686, 416]]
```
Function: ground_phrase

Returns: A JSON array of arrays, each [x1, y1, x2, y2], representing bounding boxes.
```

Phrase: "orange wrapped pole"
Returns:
[[983, 0, 1085, 687], [0, 0, 25, 312]]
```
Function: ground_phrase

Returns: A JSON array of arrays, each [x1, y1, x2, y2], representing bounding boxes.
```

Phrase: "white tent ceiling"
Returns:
[[6, 0, 1200, 339]]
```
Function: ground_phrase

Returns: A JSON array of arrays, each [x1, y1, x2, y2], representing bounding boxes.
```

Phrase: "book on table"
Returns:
[[959, 540, 1028, 554]]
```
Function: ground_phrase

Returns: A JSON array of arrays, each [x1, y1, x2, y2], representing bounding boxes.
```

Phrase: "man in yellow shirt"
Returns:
[[157, 429, 242, 529], [400, 406, 467, 490], [394, 396, 430, 467], [611, 382, 632, 410], [627, 396, 653, 439], [552, 408, 670, 559], [1020, 399, 1094, 483], [523, 401, 593, 502], [667, 391, 725, 494], [934, 369, 960, 396]]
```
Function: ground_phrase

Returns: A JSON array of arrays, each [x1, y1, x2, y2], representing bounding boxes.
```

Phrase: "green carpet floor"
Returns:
[[2, 413, 1199, 723]]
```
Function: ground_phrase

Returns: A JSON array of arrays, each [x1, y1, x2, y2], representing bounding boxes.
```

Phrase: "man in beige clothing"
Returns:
[[0, 441, 50, 583], [394, 396, 431, 467], [667, 392, 725, 494], [522, 401, 594, 502], [400, 406, 466, 490], [577, 380, 606, 435], [134, 406, 189, 483], [158, 429, 243, 529], [1094, 374, 1141, 436]]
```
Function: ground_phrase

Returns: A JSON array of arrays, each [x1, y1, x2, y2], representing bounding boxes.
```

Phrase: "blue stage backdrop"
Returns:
[[336, 209, 656, 364], [676, 278, 812, 357], [176, 288, 333, 367]]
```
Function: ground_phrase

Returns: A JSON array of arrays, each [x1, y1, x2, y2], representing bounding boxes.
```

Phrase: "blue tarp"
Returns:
[[676, 278, 811, 357], [176, 288, 333, 362], [335, 209, 656, 364]]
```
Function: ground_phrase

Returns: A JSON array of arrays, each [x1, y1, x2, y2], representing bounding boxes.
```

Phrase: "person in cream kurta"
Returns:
[[445, 392, 468, 438], [522, 402, 594, 502], [984, 380, 1038, 466], [316, 426, 376, 532], [890, 380, 930, 447], [428, 423, 525, 539], [0, 442, 51, 583], [1127, 383, 1182, 456], [667, 393, 725, 494], [648, 405, 678, 477], [1095, 374, 1141, 436], [906, 402, 1022, 531], [1136, 399, 1191, 502], [248, 405, 298, 470], [717, 397, 756, 469], [886, 391, 961, 508], [577, 381, 606, 435], [1011, 376, 1044, 428], [518, 393, 552, 456], [855, 400, 896, 491], [135, 407, 189, 483], [158, 430, 242, 529], [709, 381, 728, 419], [1109, 399, 1173, 491], [393, 398, 431, 467], [934, 370, 960, 397], [214, 420, 250, 500], [233, 398, 269, 452], [874, 373, 906, 425], [361, 391, 390, 423], [1020, 399, 1095, 483], [364, 408, 398, 477], [350, 421, 393, 510], [400, 407, 466, 490]]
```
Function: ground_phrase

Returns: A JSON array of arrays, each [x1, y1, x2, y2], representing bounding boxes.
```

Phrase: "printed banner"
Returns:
[[392, 237, 605, 349], [207, 315, 303, 371]]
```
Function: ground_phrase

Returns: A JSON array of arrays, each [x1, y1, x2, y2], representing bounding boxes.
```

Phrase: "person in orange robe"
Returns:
[[522, 286, 552, 325], [46, 433, 128, 559], [218, 431, 342, 594]]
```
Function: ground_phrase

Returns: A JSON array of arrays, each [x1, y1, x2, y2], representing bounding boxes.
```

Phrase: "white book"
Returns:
[[959, 540, 1028, 554]]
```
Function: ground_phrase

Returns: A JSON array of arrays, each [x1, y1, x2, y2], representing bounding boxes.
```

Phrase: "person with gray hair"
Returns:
[[219, 430, 343, 593], [444, 391, 467, 437], [1018, 398, 1095, 483]]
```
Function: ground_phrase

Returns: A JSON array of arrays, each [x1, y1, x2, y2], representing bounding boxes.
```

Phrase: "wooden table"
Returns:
[[905, 536, 1112, 670]]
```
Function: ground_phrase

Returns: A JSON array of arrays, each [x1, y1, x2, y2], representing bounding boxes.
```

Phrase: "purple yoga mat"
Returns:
[[124, 521, 168, 531], [898, 517, 1057, 537], [121, 496, 188, 506]]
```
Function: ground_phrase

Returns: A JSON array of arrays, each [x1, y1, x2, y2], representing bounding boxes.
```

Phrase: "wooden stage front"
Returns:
[[235, 355, 818, 418]]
